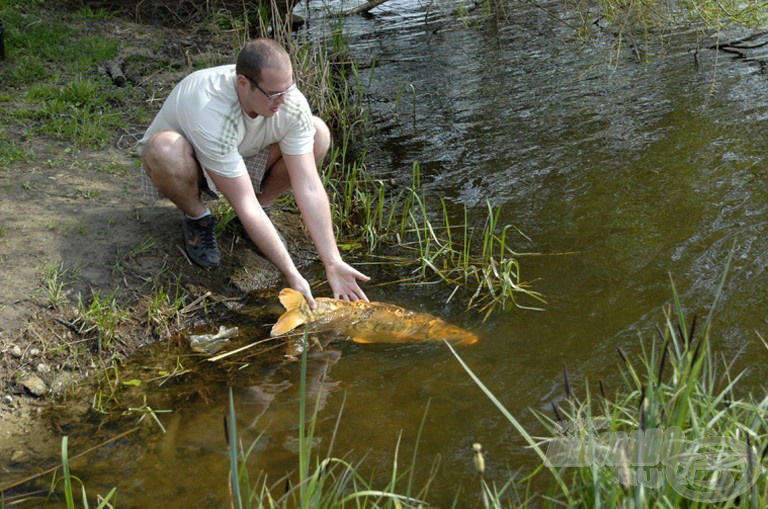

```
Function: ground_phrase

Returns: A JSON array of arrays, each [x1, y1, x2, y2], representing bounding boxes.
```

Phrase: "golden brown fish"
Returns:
[[270, 288, 479, 346]]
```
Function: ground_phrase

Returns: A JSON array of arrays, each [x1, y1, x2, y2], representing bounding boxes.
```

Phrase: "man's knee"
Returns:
[[142, 131, 196, 178], [312, 116, 331, 161]]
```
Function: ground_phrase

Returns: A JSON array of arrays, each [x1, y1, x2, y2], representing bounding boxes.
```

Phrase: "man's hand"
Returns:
[[325, 260, 370, 302], [285, 274, 316, 309]]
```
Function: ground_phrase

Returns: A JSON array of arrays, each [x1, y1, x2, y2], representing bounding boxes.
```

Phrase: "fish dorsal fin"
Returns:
[[278, 288, 305, 310], [271, 288, 309, 337]]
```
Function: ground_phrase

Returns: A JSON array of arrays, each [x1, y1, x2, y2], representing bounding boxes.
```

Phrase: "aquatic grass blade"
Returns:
[[61, 436, 76, 509], [443, 341, 574, 503], [406, 400, 430, 503], [227, 388, 243, 509]]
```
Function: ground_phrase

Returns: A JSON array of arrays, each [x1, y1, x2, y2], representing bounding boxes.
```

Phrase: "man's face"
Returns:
[[238, 65, 294, 118]]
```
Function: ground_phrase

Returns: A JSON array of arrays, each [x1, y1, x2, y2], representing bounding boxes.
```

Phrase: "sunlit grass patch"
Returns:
[[0, 1, 164, 148], [0, 1, 119, 85], [322, 155, 546, 318]]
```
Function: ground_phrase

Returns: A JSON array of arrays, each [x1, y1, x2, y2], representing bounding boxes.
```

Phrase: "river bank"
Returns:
[[0, 5, 317, 478]]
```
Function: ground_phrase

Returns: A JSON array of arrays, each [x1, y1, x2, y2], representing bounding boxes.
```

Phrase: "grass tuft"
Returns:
[[447, 258, 768, 507]]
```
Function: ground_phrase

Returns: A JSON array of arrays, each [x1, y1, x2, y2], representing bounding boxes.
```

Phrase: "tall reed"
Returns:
[[225, 332, 432, 507], [45, 436, 117, 508], [447, 258, 768, 507], [322, 156, 546, 318]]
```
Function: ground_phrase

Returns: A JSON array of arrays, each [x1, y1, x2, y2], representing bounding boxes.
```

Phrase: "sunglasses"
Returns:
[[243, 75, 297, 100]]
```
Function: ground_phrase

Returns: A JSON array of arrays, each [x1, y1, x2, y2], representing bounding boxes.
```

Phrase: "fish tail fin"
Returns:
[[271, 288, 309, 337]]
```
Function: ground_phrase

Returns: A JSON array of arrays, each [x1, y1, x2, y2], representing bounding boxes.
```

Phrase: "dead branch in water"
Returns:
[[0, 427, 140, 494], [343, 0, 392, 16]]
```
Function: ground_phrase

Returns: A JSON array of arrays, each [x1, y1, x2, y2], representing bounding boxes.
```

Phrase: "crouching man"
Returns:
[[137, 38, 369, 308]]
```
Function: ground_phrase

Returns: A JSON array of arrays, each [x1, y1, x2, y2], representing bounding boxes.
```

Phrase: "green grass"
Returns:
[[0, 127, 32, 166], [40, 260, 71, 310], [145, 278, 190, 339], [0, 0, 161, 148], [0, 1, 118, 85], [76, 288, 130, 352], [320, 155, 545, 317]]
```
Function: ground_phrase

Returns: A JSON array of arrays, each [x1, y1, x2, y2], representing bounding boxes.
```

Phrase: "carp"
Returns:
[[270, 288, 479, 346]]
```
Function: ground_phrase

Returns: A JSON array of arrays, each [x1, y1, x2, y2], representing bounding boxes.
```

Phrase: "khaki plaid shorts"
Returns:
[[141, 146, 271, 202]]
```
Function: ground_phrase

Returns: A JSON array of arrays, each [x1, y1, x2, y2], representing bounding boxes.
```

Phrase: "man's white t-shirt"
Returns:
[[137, 64, 316, 179]]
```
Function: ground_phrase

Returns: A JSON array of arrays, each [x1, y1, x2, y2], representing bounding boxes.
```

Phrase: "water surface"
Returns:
[[21, 1, 768, 506]]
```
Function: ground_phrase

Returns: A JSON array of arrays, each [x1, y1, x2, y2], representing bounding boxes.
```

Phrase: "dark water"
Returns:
[[14, 1, 768, 506]]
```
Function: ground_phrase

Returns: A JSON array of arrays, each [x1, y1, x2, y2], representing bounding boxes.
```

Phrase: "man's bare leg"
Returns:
[[142, 130, 220, 268], [142, 130, 208, 218]]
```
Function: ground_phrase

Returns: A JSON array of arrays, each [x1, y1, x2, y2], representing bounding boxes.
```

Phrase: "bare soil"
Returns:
[[0, 14, 319, 480]]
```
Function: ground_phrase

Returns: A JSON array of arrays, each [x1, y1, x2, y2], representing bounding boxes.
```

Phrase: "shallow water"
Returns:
[[15, 1, 768, 506]]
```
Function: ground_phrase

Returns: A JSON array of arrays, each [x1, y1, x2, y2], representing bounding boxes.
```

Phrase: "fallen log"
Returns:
[[343, 0, 391, 16], [102, 57, 127, 87]]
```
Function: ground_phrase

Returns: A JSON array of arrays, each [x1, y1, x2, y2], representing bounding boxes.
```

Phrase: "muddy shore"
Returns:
[[0, 12, 321, 481]]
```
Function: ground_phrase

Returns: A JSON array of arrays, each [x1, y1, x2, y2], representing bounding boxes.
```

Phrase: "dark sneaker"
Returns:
[[183, 214, 220, 268]]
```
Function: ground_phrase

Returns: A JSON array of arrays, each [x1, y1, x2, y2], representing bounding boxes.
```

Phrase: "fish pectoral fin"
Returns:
[[271, 309, 306, 337], [350, 336, 375, 344]]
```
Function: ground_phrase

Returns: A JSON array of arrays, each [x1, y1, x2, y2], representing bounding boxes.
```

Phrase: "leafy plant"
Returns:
[[76, 288, 129, 351]]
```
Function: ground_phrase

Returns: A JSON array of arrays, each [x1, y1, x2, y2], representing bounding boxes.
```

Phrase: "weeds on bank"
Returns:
[[566, 0, 768, 63], [322, 155, 545, 317], [40, 260, 72, 310], [0, 127, 31, 166], [146, 281, 189, 337], [76, 289, 130, 353]]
